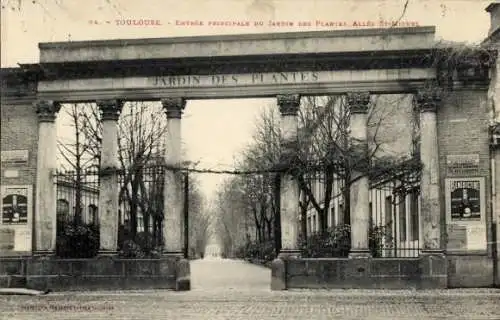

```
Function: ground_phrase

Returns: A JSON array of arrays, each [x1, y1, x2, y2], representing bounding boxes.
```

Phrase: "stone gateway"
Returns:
[[1, 8, 500, 291]]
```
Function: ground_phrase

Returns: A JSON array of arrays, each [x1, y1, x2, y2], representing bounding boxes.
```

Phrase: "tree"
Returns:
[[57, 101, 170, 251], [57, 103, 101, 224], [186, 173, 211, 258], [212, 177, 250, 257], [225, 94, 422, 244], [117, 101, 168, 244]]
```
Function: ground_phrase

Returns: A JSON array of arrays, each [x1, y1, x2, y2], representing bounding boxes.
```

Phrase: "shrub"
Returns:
[[369, 224, 393, 258], [134, 232, 154, 254], [117, 231, 161, 258], [56, 220, 100, 258], [118, 240, 145, 258], [299, 223, 394, 258], [299, 224, 351, 258], [235, 239, 277, 262]]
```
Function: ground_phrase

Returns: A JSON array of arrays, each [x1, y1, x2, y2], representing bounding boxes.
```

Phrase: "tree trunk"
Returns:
[[320, 166, 334, 233], [252, 206, 263, 243], [152, 218, 158, 247], [343, 173, 351, 226], [130, 179, 139, 238], [74, 170, 83, 225]]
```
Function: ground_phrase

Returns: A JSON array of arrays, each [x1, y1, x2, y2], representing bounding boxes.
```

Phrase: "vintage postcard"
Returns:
[[1, 0, 499, 319]]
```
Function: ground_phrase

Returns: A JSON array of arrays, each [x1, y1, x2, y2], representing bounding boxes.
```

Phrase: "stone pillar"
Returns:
[[161, 98, 186, 256], [161, 98, 190, 291], [414, 90, 442, 253], [277, 94, 301, 258], [34, 100, 61, 254], [346, 92, 371, 258], [96, 99, 123, 254]]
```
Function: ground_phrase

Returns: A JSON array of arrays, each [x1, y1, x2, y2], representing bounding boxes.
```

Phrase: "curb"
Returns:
[[0, 288, 51, 296]]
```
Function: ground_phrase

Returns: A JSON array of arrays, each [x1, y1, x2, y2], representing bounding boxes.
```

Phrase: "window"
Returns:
[[57, 199, 70, 222], [137, 215, 144, 232], [369, 202, 373, 227], [312, 215, 316, 233], [385, 196, 393, 229], [399, 195, 407, 242], [385, 196, 393, 250], [339, 203, 344, 225], [307, 216, 312, 234], [88, 204, 98, 225], [330, 206, 335, 228], [409, 188, 419, 241]]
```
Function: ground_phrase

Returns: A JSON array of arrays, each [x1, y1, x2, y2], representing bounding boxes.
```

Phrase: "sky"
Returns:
[[1, 0, 495, 199]]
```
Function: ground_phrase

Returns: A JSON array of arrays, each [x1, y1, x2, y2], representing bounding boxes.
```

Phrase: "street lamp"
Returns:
[[180, 160, 200, 259]]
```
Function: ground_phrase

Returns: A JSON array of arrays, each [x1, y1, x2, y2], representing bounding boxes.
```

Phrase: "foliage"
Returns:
[[299, 224, 351, 258], [187, 173, 212, 259], [56, 220, 100, 258], [57, 102, 169, 243], [298, 223, 393, 258], [118, 240, 146, 258], [117, 231, 161, 258], [369, 224, 393, 258], [235, 239, 277, 262]]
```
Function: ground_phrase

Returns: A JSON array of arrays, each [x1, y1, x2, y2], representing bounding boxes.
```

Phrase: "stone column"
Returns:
[[277, 94, 301, 258], [96, 100, 123, 254], [34, 100, 61, 254], [161, 98, 186, 257], [414, 90, 442, 253], [346, 92, 371, 258]]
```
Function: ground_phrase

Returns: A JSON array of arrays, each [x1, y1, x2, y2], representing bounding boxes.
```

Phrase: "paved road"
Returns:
[[1, 258, 499, 320]]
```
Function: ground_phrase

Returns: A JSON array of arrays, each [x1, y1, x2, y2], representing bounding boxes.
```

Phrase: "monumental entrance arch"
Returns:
[[1, 26, 495, 290]]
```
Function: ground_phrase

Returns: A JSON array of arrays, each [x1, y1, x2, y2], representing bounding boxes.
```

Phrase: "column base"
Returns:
[[271, 258, 286, 291], [32, 250, 55, 257], [348, 249, 372, 258], [420, 249, 445, 256], [162, 251, 184, 258], [418, 249, 448, 289], [175, 258, 190, 291], [98, 249, 118, 257], [278, 249, 300, 259]]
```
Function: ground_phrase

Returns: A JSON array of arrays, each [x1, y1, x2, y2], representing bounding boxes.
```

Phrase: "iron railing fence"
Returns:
[[55, 168, 100, 225], [303, 170, 422, 258]]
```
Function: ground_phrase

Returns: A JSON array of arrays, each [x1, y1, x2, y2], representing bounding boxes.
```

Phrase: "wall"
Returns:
[[1, 69, 39, 255], [274, 256, 447, 290], [438, 88, 494, 287], [0, 256, 180, 291]]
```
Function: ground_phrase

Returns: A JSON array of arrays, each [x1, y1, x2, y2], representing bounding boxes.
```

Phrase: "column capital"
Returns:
[[346, 92, 370, 114], [35, 100, 61, 122], [277, 94, 300, 116], [414, 88, 443, 113], [162, 98, 186, 119], [97, 99, 124, 121]]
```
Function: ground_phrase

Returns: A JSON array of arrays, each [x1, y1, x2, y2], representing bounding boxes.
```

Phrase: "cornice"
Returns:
[[35, 79, 432, 103], [33, 49, 437, 81], [38, 27, 436, 49]]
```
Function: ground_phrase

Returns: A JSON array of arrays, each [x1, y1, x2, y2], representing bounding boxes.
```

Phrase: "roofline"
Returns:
[[38, 26, 436, 49]]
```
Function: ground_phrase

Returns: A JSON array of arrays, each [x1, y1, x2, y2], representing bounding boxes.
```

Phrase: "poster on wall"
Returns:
[[449, 179, 482, 221], [1, 187, 29, 224], [445, 177, 487, 252]]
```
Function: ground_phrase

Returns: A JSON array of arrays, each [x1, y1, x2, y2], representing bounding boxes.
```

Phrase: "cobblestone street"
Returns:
[[0, 258, 499, 320]]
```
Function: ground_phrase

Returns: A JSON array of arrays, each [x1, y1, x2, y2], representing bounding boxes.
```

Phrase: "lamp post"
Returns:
[[181, 160, 199, 259], [183, 169, 189, 259]]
